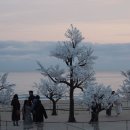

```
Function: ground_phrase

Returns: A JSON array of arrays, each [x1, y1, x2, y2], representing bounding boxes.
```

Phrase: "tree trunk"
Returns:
[[52, 100, 57, 115], [68, 88, 76, 122]]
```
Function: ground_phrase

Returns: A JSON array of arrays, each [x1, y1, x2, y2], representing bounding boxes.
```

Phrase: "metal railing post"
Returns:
[[66, 124, 68, 130], [126, 120, 128, 130], [0, 112, 1, 130], [0, 112, 1, 127], [6, 121, 7, 130]]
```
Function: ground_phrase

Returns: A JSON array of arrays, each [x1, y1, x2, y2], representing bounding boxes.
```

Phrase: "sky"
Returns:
[[0, 0, 130, 43], [0, 0, 130, 72]]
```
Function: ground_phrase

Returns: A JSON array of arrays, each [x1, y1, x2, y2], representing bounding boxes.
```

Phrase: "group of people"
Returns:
[[11, 91, 48, 129], [106, 91, 122, 117], [89, 91, 122, 124]]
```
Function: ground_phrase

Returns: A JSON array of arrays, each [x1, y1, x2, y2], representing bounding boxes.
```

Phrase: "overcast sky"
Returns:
[[0, 0, 130, 72], [0, 0, 130, 43]]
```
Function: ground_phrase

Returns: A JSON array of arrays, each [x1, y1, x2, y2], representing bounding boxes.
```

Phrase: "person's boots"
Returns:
[[13, 121, 16, 126]]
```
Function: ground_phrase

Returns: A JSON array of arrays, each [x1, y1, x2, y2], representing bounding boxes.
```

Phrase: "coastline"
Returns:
[[5, 71, 124, 95]]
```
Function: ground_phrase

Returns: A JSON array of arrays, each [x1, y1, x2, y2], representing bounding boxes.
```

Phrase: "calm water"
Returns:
[[6, 71, 124, 95]]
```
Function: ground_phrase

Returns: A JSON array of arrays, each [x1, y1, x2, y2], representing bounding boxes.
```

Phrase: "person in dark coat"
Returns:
[[106, 91, 115, 116], [22, 100, 33, 130], [106, 103, 113, 116], [28, 90, 35, 103], [11, 94, 20, 126], [28, 90, 36, 121], [32, 95, 48, 130], [89, 102, 97, 124]]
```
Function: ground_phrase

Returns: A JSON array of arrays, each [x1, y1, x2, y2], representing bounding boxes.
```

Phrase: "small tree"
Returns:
[[118, 70, 130, 100], [37, 25, 96, 122], [34, 78, 68, 115], [0, 73, 15, 104], [81, 84, 118, 122]]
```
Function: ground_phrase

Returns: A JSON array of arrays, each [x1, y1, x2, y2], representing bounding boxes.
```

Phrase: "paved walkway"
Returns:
[[1, 109, 130, 130]]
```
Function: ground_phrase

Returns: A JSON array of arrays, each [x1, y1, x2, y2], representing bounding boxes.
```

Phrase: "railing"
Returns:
[[0, 100, 130, 130], [0, 108, 130, 130]]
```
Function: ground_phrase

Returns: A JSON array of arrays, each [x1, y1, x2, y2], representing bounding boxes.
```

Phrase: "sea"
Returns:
[[5, 71, 124, 98]]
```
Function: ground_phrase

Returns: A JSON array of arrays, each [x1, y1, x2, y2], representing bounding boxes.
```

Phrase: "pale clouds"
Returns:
[[0, 41, 130, 72], [0, 0, 130, 42], [92, 43, 130, 71]]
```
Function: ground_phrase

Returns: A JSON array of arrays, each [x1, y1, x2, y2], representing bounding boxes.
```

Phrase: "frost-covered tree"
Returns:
[[34, 78, 68, 115], [80, 84, 118, 122], [118, 70, 130, 100], [37, 25, 96, 122], [0, 73, 15, 104]]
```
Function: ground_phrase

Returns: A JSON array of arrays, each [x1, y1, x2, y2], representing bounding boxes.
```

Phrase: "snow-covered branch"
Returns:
[[118, 70, 130, 100], [80, 84, 115, 110], [65, 24, 84, 47], [0, 73, 15, 104], [34, 79, 68, 102]]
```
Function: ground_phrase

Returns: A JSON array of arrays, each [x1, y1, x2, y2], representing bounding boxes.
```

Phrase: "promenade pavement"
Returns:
[[1, 108, 130, 130]]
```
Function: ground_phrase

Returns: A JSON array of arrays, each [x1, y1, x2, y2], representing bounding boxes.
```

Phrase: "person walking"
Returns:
[[11, 94, 20, 126], [106, 91, 115, 116], [32, 95, 48, 130], [106, 103, 113, 116], [28, 90, 35, 121], [22, 100, 33, 130], [89, 101, 98, 124]]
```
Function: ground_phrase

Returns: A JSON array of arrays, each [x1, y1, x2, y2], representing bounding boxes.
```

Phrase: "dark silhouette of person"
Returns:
[[22, 100, 33, 130], [28, 90, 35, 103], [28, 90, 35, 121], [106, 103, 113, 116], [89, 102, 98, 124], [32, 95, 48, 129], [11, 94, 20, 126], [106, 91, 115, 116]]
